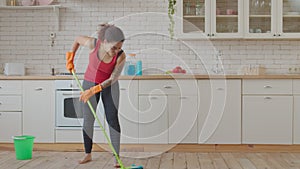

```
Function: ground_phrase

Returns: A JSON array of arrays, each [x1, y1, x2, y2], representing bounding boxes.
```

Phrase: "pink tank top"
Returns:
[[84, 39, 120, 84]]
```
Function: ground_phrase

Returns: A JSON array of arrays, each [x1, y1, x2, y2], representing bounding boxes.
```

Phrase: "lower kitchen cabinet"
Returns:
[[293, 96, 300, 144], [168, 95, 198, 143], [242, 79, 293, 144], [23, 80, 55, 143], [0, 112, 22, 142], [139, 95, 168, 144], [243, 96, 293, 144], [198, 79, 241, 144], [119, 80, 139, 144], [0, 80, 23, 143]]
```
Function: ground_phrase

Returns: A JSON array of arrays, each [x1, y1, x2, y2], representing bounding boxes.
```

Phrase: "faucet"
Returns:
[[211, 50, 224, 74]]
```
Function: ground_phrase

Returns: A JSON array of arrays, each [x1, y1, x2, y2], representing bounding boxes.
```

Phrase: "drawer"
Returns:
[[243, 79, 292, 95], [0, 96, 22, 111], [0, 80, 22, 95], [139, 80, 180, 95]]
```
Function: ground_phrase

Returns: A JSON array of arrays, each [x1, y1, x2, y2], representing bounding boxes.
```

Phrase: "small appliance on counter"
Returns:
[[3, 63, 25, 76]]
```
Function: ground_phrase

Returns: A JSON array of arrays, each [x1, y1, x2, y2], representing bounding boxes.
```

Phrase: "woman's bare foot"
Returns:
[[78, 153, 92, 164], [114, 163, 121, 168]]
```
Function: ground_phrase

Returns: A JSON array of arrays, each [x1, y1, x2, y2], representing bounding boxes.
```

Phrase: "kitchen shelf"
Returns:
[[184, 15, 238, 18], [0, 4, 61, 9], [249, 15, 272, 18], [183, 15, 205, 18], [0, 5, 63, 31], [283, 15, 300, 18]]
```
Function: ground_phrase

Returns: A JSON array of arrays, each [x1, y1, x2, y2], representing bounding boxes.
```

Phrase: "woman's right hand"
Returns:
[[66, 51, 75, 72]]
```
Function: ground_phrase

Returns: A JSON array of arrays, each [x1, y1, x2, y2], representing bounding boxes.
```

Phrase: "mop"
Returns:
[[71, 70, 143, 169]]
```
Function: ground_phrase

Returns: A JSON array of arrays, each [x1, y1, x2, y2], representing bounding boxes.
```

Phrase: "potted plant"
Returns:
[[168, 0, 176, 39]]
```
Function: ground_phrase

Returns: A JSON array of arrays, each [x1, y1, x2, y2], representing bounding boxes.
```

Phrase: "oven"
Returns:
[[55, 80, 83, 127]]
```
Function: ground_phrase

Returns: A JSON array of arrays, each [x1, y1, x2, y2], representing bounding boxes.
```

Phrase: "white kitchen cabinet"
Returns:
[[168, 95, 198, 143], [242, 79, 293, 144], [23, 80, 55, 143], [178, 0, 243, 39], [293, 80, 300, 144], [0, 80, 22, 143], [139, 95, 168, 144], [198, 79, 241, 144], [244, 0, 300, 38], [138, 80, 198, 144], [0, 112, 22, 142], [119, 80, 139, 144]]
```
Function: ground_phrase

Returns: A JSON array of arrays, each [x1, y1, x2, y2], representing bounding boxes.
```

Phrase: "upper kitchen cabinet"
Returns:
[[178, 0, 243, 39], [244, 0, 300, 38]]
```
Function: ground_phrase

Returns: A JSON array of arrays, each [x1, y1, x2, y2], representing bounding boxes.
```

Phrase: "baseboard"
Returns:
[[1, 143, 300, 152]]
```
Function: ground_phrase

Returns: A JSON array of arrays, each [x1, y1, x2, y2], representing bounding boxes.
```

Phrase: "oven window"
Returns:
[[64, 98, 83, 118]]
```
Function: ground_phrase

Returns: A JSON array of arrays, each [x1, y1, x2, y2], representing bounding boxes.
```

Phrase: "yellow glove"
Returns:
[[80, 85, 102, 103], [66, 51, 75, 72]]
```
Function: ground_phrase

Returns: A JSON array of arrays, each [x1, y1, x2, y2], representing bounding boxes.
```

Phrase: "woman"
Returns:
[[66, 24, 125, 168]]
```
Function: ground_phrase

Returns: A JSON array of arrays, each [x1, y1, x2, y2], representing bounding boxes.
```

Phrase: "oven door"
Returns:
[[56, 90, 84, 127]]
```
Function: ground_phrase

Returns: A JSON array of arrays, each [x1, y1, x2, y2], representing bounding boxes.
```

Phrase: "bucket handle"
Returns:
[[12, 136, 26, 140]]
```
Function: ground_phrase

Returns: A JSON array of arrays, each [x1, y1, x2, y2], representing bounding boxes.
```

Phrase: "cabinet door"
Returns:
[[242, 96, 293, 144], [23, 81, 55, 143], [244, 0, 275, 38], [0, 112, 22, 142], [198, 80, 241, 144], [294, 96, 300, 144], [119, 80, 139, 143], [139, 95, 168, 144], [169, 95, 198, 143], [212, 0, 244, 38], [278, 0, 300, 38], [181, 0, 210, 38]]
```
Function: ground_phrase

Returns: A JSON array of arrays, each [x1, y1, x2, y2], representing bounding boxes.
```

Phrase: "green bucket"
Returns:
[[13, 135, 35, 160]]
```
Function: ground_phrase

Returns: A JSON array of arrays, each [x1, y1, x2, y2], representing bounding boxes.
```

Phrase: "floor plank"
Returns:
[[197, 153, 215, 169], [159, 152, 174, 169], [185, 153, 200, 169], [220, 153, 243, 169]]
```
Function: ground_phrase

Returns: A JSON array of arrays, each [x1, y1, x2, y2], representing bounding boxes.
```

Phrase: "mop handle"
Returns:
[[71, 70, 126, 169]]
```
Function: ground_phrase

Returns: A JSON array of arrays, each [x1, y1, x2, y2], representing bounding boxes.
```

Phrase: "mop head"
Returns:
[[128, 164, 143, 169]]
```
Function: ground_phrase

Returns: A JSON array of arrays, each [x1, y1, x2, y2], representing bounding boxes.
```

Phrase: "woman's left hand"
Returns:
[[79, 89, 94, 103], [80, 85, 102, 103]]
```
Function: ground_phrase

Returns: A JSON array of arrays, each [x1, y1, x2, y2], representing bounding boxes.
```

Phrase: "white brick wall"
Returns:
[[0, 0, 300, 75]]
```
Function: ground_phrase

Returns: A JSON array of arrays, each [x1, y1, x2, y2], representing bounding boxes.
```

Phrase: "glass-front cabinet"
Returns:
[[245, 0, 300, 38], [179, 0, 243, 39]]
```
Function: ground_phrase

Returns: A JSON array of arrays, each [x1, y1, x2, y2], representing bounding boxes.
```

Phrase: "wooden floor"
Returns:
[[2, 151, 300, 169]]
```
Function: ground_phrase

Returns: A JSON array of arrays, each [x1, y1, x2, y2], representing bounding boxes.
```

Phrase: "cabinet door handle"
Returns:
[[264, 85, 272, 88], [216, 87, 224, 91], [179, 96, 187, 99], [0, 86, 2, 89], [150, 96, 158, 100], [273, 34, 276, 36], [120, 88, 127, 91], [35, 87, 43, 91], [264, 96, 272, 100], [62, 93, 80, 96], [164, 85, 172, 89], [0, 102, 2, 105]]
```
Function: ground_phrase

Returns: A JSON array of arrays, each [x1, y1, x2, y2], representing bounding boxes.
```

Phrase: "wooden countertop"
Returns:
[[2, 74, 300, 80]]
